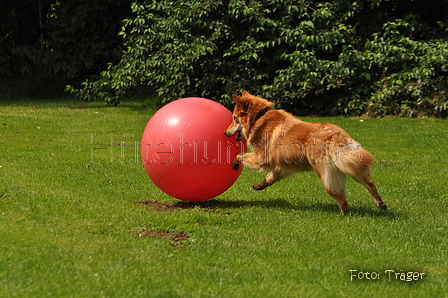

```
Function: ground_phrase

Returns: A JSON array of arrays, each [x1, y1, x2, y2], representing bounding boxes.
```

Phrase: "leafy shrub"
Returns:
[[0, 0, 131, 81], [45, 0, 131, 79], [68, 0, 448, 117]]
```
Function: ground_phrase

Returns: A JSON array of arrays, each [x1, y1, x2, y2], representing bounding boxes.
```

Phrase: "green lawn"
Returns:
[[1, 98, 447, 297]]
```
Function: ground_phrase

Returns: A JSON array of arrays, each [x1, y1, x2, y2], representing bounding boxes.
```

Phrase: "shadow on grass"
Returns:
[[172, 198, 403, 219]]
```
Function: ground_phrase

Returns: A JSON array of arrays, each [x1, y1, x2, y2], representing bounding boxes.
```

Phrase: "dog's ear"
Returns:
[[233, 94, 251, 113], [232, 94, 241, 105], [242, 91, 249, 96]]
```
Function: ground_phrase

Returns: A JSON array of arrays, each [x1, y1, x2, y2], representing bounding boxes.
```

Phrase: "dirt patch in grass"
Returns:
[[135, 229, 189, 241], [133, 200, 214, 211], [132, 229, 190, 248], [133, 200, 180, 211]]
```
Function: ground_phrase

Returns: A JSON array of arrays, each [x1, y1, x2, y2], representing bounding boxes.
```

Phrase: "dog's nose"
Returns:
[[224, 131, 227, 136]]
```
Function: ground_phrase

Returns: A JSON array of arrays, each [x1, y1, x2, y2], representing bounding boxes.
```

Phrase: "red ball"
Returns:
[[141, 97, 246, 201]]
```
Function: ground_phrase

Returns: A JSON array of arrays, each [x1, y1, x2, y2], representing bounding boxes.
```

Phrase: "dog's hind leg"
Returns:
[[315, 164, 349, 215], [327, 191, 348, 215], [354, 174, 387, 211], [337, 148, 387, 212]]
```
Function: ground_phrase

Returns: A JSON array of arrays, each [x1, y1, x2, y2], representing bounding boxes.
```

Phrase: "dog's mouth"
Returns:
[[224, 131, 245, 141], [235, 132, 245, 141]]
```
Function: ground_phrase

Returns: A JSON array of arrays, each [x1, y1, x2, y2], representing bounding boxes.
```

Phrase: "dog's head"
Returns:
[[224, 91, 273, 141]]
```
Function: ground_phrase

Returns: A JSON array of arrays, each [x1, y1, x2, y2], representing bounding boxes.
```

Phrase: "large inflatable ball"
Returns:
[[141, 97, 246, 201]]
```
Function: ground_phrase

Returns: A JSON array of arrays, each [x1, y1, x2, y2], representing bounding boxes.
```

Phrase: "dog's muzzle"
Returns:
[[235, 132, 244, 141], [224, 131, 244, 141]]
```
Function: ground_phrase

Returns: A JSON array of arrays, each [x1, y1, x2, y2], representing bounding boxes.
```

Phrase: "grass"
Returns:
[[1, 97, 447, 297]]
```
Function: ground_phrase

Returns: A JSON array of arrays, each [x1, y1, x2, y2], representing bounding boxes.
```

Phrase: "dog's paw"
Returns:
[[377, 201, 388, 211], [252, 183, 265, 191], [231, 159, 240, 171]]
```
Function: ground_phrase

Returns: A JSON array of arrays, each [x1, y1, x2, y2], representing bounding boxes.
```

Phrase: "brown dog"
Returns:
[[224, 91, 387, 215]]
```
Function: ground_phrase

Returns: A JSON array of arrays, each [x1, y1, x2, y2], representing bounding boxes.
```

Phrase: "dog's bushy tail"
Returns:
[[334, 142, 375, 179]]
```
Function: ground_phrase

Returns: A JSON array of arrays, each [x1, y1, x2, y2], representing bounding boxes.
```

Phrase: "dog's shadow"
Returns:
[[174, 198, 402, 219]]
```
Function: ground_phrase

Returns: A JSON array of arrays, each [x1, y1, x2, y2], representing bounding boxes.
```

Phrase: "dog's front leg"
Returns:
[[232, 153, 243, 171], [253, 169, 282, 190], [232, 152, 263, 171]]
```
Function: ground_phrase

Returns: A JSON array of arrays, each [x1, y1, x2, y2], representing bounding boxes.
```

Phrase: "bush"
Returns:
[[0, 0, 131, 83], [67, 0, 448, 117]]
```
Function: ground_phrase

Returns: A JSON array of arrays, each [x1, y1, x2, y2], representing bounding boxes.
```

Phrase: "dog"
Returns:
[[224, 91, 387, 215]]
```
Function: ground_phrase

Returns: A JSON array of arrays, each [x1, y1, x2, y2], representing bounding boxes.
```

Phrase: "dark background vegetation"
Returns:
[[1, 0, 448, 117]]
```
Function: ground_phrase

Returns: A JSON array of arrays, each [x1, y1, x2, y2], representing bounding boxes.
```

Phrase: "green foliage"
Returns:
[[364, 20, 448, 117], [0, 0, 49, 76], [68, 0, 448, 117], [0, 0, 131, 81], [45, 0, 131, 78]]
